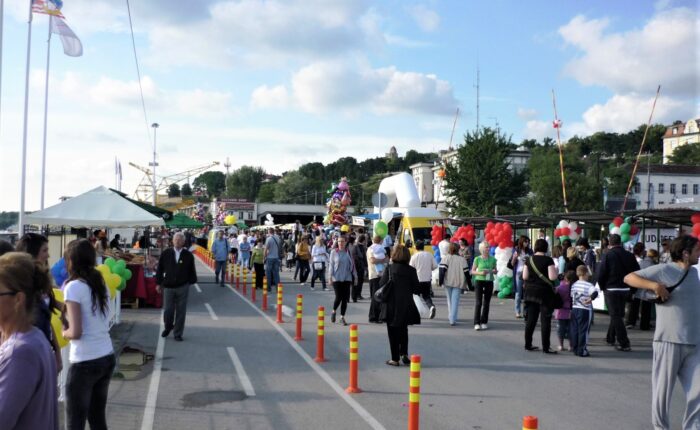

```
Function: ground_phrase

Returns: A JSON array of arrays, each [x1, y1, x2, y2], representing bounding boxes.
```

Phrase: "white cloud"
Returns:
[[559, 8, 699, 96], [250, 85, 290, 109], [290, 59, 458, 115], [522, 120, 554, 141], [517, 108, 538, 120], [408, 5, 441, 32]]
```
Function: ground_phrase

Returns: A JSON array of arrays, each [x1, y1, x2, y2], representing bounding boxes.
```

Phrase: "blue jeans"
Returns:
[[215, 260, 227, 284], [265, 258, 281, 290], [445, 286, 462, 324], [514, 273, 524, 314]]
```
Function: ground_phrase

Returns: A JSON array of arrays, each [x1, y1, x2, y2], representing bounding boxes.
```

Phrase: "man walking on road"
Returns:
[[265, 228, 283, 292], [156, 232, 198, 342], [212, 230, 230, 287], [596, 233, 639, 351], [410, 240, 437, 319]]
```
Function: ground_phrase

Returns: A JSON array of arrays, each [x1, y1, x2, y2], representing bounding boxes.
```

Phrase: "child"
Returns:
[[570, 265, 598, 357], [554, 271, 574, 351], [251, 241, 265, 289], [369, 241, 386, 275]]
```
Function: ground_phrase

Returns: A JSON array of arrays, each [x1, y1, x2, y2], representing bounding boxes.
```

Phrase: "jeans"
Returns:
[[266, 258, 281, 291], [214, 260, 227, 284], [605, 291, 630, 348], [387, 324, 408, 361], [417, 281, 434, 307], [163, 284, 190, 338], [311, 262, 326, 289], [570, 308, 592, 356], [514, 273, 524, 315], [333, 281, 352, 316], [474, 280, 494, 325], [66, 353, 116, 430], [368, 278, 382, 322], [524, 301, 553, 351], [298, 259, 310, 283], [445, 286, 462, 324], [239, 252, 250, 269]]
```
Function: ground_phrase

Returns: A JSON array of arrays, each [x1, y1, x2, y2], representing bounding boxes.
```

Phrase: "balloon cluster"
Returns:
[[430, 225, 445, 263], [224, 214, 237, 225], [494, 245, 514, 298], [485, 222, 514, 249], [452, 225, 475, 245], [215, 202, 227, 226], [690, 213, 700, 238], [193, 202, 206, 222], [97, 257, 133, 297], [324, 177, 352, 226], [608, 217, 639, 243], [554, 220, 582, 242]]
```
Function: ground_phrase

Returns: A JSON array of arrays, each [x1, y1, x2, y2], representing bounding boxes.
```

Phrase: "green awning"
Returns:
[[166, 213, 204, 228]]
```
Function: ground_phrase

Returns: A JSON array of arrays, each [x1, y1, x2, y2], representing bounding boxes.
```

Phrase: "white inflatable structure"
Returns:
[[374, 172, 421, 212]]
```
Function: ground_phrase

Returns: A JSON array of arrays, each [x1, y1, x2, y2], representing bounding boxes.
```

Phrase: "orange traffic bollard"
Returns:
[[346, 324, 362, 393], [523, 416, 538, 430], [294, 294, 303, 341], [276, 284, 284, 323], [251, 281, 256, 302], [262, 283, 268, 311], [235, 265, 240, 290], [408, 355, 421, 430], [242, 268, 248, 297], [314, 306, 326, 362]]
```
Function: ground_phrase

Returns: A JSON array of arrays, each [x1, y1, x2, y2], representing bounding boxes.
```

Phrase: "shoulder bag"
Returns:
[[528, 257, 563, 309], [634, 268, 689, 303], [374, 266, 394, 303]]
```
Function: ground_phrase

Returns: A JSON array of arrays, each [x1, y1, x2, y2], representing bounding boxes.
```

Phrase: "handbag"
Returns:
[[413, 294, 430, 318], [634, 268, 689, 303], [374, 267, 394, 303], [528, 257, 563, 309], [313, 261, 324, 271]]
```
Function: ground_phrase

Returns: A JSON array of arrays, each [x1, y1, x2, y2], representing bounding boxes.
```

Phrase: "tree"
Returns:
[[192, 171, 226, 198], [668, 142, 700, 165], [257, 183, 276, 202], [167, 183, 181, 197], [274, 171, 315, 203], [181, 183, 192, 197], [0, 212, 18, 230], [443, 128, 526, 217], [225, 166, 265, 201]]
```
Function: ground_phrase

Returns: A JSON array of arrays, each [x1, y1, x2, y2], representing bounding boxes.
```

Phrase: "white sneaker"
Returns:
[[429, 306, 436, 319], [480, 324, 488, 330], [300, 282, 305, 286], [474, 324, 481, 331]]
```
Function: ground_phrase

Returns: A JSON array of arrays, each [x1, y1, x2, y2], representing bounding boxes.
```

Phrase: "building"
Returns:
[[628, 164, 700, 210], [386, 146, 398, 160], [663, 118, 700, 164], [410, 162, 435, 204]]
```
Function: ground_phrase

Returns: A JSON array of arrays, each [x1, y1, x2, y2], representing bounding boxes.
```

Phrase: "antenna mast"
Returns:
[[475, 65, 480, 134]]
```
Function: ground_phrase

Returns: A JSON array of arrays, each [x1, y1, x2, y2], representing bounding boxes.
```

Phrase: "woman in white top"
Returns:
[[62, 239, 115, 430], [310, 236, 329, 291]]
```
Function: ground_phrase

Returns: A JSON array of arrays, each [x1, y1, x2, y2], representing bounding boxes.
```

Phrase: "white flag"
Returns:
[[50, 17, 83, 57]]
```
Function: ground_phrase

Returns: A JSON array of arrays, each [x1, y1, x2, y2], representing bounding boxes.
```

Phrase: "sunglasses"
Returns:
[[0, 291, 18, 297]]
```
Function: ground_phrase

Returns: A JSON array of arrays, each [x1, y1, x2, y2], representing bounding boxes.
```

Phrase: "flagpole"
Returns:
[[0, 0, 4, 142], [19, 1, 34, 235], [40, 15, 52, 210]]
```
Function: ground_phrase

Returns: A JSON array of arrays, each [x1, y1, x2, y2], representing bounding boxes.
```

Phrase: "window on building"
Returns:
[[239, 211, 244, 220], [633, 183, 641, 193], [672, 127, 678, 135], [694, 184, 699, 195], [659, 201, 665, 205], [658, 183, 664, 194], [682, 184, 688, 195], [248, 212, 253, 219], [670, 184, 676, 194]]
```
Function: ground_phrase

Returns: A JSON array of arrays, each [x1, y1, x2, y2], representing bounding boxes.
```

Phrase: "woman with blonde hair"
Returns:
[[472, 241, 497, 330], [439, 243, 469, 326], [310, 235, 329, 291]]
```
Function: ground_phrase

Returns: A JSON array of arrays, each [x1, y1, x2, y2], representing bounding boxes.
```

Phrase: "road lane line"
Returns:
[[194, 283, 202, 293], [204, 302, 219, 321], [226, 347, 256, 396], [141, 312, 165, 430]]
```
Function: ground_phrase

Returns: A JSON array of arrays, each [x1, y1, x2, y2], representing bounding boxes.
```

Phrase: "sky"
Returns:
[[0, 0, 698, 211]]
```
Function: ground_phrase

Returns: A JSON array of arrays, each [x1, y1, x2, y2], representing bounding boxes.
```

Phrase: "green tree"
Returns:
[[0, 212, 18, 230], [192, 171, 226, 198], [167, 183, 181, 197], [225, 166, 265, 201], [298, 162, 325, 181], [181, 183, 192, 197], [444, 128, 526, 216], [257, 182, 276, 202], [274, 171, 315, 203], [667, 142, 700, 165]]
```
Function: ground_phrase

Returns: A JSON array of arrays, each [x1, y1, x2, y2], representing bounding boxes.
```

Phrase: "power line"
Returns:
[[125, 0, 152, 150]]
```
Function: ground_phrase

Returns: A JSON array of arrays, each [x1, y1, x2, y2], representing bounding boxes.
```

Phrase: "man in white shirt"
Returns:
[[438, 233, 452, 263], [410, 240, 437, 319]]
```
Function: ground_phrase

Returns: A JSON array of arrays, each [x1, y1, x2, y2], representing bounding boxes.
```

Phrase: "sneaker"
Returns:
[[515, 313, 523, 319], [480, 323, 488, 330], [474, 324, 481, 331], [401, 355, 411, 365], [323, 287, 329, 291], [300, 282, 306, 286], [310, 286, 315, 290], [340, 316, 347, 326], [616, 345, 632, 352], [429, 306, 436, 319], [625, 324, 635, 329], [556, 345, 563, 352], [331, 312, 336, 323]]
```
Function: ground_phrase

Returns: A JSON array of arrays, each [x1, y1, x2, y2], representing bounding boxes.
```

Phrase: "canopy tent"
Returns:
[[26, 186, 165, 227], [166, 213, 204, 229], [109, 188, 172, 220]]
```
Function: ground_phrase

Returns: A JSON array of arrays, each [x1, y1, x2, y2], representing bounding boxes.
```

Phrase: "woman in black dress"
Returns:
[[522, 239, 559, 354]]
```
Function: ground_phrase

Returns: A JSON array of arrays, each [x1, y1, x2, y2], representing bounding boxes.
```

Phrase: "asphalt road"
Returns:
[[103, 257, 685, 430]]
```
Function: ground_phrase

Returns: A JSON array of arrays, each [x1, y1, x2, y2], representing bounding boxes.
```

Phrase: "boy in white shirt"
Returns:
[[369, 242, 386, 275], [570, 265, 599, 357]]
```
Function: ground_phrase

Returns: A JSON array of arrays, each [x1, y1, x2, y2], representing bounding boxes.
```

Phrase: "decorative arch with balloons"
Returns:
[[607, 216, 640, 243], [324, 177, 352, 227], [484, 222, 515, 298]]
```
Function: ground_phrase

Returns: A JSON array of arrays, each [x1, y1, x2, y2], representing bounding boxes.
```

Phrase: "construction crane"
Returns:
[[129, 161, 220, 203]]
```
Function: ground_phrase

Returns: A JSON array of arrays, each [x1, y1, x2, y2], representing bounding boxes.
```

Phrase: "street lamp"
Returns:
[[150, 123, 159, 206]]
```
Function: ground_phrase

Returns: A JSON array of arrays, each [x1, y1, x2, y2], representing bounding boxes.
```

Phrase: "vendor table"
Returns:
[[123, 263, 162, 308]]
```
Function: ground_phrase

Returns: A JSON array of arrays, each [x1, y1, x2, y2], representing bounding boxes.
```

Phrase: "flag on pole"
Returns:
[[32, 0, 65, 18], [552, 119, 563, 129], [50, 16, 83, 57]]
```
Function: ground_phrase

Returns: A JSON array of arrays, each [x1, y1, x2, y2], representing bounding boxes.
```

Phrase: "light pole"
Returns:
[[150, 123, 159, 206]]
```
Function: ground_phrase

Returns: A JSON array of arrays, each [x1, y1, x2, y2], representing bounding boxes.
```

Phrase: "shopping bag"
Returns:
[[413, 294, 430, 318]]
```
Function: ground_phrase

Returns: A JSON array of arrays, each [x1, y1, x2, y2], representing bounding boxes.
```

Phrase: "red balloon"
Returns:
[[575, 227, 582, 234], [693, 223, 700, 235], [630, 225, 639, 235], [554, 228, 561, 237], [692, 214, 700, 225], [561, 227, 571, 236], [498, 241, 506, 249], [613, 217, 623, 227]]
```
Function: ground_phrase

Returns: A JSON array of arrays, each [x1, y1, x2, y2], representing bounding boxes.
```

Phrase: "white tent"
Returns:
[[26, 186, 165, 227]]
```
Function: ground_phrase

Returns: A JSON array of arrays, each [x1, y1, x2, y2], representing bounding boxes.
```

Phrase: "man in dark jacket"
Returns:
[[156, 232, 198, 341], [596, 234, 640, 351]]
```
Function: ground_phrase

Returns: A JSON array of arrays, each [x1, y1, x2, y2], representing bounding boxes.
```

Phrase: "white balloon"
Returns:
[[569, 231, 579, 241], [611, 227, 621, 235], [381, 208, 394, 223], [558, 220, 568, 229], [569, 222, 578, 232]]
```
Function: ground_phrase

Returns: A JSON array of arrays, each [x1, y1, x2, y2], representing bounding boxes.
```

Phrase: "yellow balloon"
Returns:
[[97, 264, 111, 277], [51, 288, 68, 348], [340, 225, 350, 232], [53, 288, 64, 303], [225, 215, 237, 225], [105, 274, 120, 297]]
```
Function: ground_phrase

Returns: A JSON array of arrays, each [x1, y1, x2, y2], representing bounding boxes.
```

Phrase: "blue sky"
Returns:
[[0, 0, 697, 211]]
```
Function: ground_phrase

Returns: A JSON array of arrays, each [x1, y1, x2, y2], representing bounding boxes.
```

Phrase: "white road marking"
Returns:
[[141, 312, 165, 430], [226, 347, 256, 397], [194, 283, 202, 293], [204, 302, 219, 321]]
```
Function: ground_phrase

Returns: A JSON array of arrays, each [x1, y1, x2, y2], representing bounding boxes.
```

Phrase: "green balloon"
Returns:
[[621, 233, 631, 243], [374, 221, 388, 239], [117, 278, 127, 291], [104, 257, 116, 269], [620, 223, 631, 233], [124, 268, 132, 281], [609, 222, 615, 232], [113, 265, 125, 277], [115, 259, 127, 271]]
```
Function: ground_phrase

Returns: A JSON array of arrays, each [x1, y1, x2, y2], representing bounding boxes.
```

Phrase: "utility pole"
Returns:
[[475, 64, 480, 135], [224, 156, 231, 195], [150, 123, 159, 206]]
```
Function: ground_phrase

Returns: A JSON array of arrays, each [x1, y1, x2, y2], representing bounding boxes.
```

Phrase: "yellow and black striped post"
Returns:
[[276, 284, 284, 323], [314, 306, 326, 362], [408, 355, 421, 430], [345, 324, 361, 393], [294, 294, 303, 340]]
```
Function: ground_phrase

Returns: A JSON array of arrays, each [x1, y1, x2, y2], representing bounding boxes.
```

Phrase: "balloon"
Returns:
[[381, 208, 394, 223], [340, 225, 350, 233], [558, 220, 568, 229], [51, 309, 68, 348], [613, 217, 623, 227], [112, 264, 125, 277], [105, 274, 121, 297], [97, 264, 111, 278], [568, 222, 578, 232], [104, 257, 116, 269], [609, 223, 616, 232], [561, 227, 570, 236], [611, 227, 621, 235], [225, 215, 237, 225], [432, 245, 441, 264], [619, 223, 631, 234], [692, 213, 700, 225], [124, 268, 133, 281], [117, 278, 127, 291], [374, 221, 388, 239], [621, 233, 631, 243]]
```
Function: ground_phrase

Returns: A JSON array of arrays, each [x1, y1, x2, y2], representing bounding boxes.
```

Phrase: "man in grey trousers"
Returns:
[[156, 232, 198, 341]]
